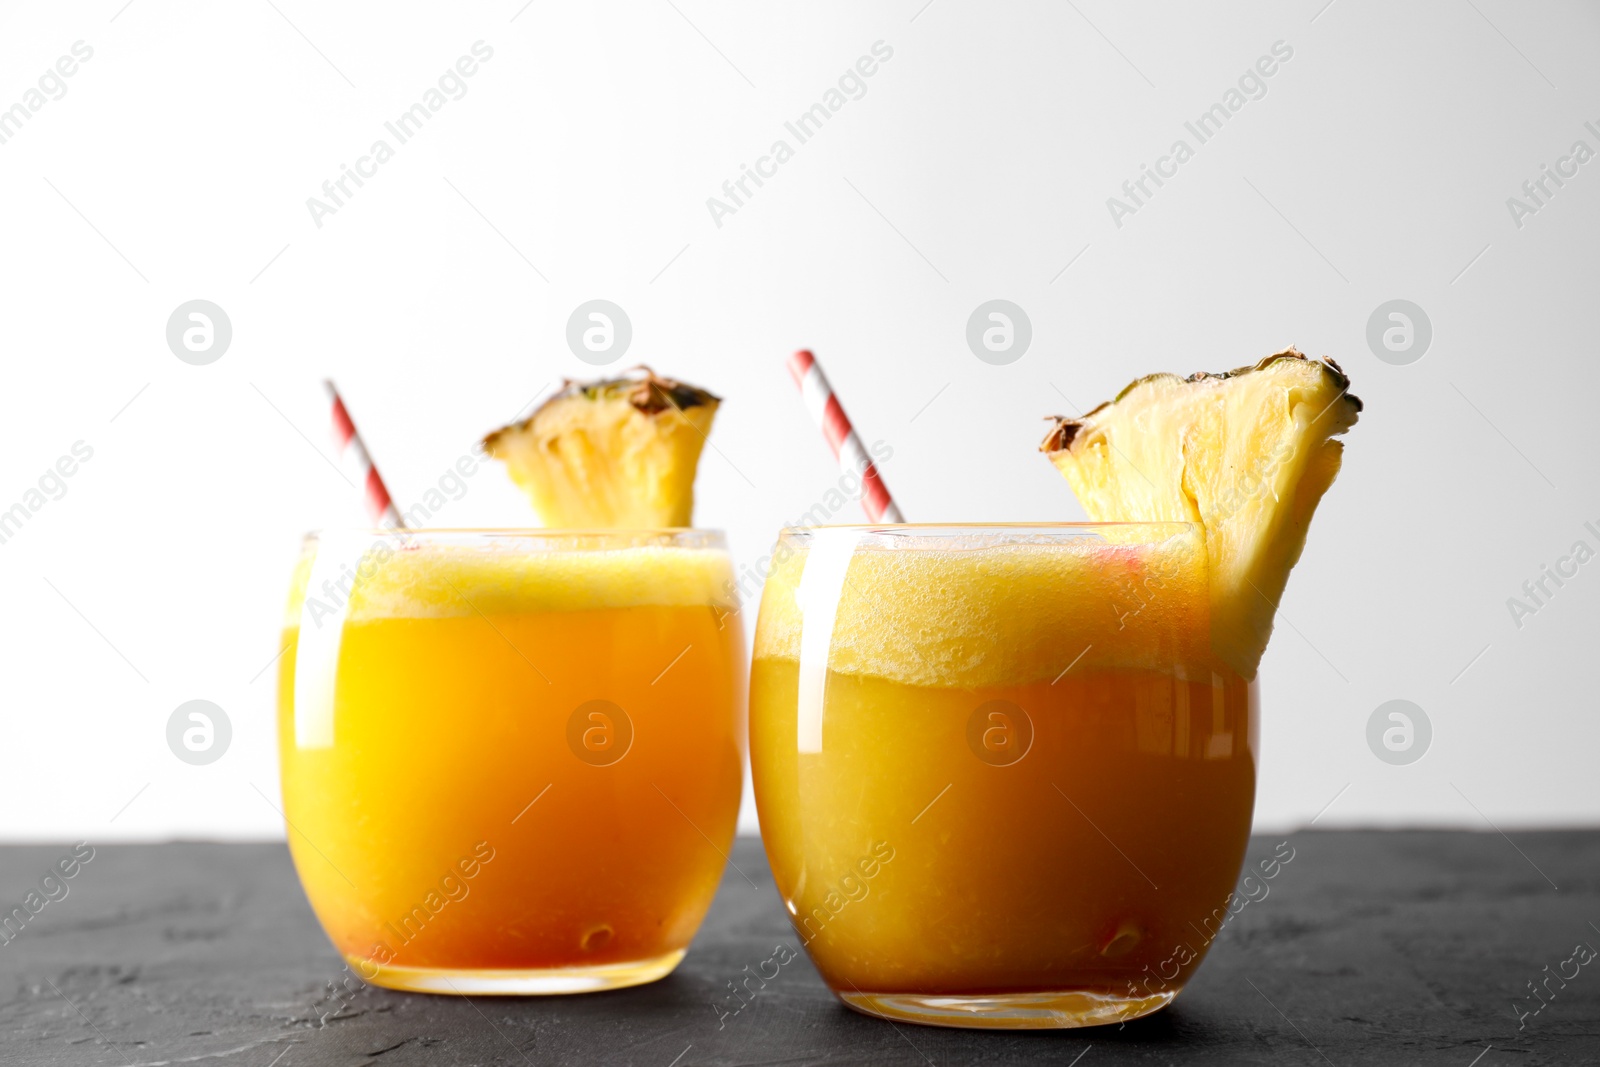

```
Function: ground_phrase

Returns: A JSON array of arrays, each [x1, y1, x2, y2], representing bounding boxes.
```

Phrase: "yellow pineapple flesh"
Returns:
[[484, 368, 719, 528], [1041, 347, 1360, 679]]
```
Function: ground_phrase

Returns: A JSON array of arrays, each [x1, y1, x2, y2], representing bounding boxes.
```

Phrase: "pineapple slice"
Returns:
[[483, 368, 719, 528], [1041, 347, 1360, 679]]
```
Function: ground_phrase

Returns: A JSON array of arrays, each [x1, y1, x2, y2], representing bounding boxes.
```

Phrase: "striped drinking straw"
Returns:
[[785, 349, 904, 524], [325, 380, 405, 529]]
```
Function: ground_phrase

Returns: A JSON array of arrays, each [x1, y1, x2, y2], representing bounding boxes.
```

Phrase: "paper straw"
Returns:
[[325, 380, 404, 529], [785, 349, 904, 523]]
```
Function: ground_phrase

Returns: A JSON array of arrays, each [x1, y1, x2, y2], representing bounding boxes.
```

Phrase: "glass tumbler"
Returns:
[[749, 524, 1256, 1027], [277, 528, 745, 994]]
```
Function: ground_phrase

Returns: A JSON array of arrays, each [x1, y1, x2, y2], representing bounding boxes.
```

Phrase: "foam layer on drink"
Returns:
[[285, 540, 733, 624], [753, 527, 1211, 688]]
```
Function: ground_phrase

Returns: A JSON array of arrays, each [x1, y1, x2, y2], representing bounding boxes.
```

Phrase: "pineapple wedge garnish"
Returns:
[[1041, 347, 1361, 679], [484, 368, 719, 528]]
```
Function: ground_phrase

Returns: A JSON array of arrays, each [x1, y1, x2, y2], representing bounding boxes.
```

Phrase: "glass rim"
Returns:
[[301, 527, 726, 545], [777, 521, 1195, 536]]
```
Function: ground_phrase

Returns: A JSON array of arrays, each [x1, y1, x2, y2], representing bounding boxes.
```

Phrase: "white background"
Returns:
[[0, 0, 1595, 841]]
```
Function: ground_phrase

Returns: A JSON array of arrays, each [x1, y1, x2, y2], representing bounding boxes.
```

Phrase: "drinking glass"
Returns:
[[277, 528, 745, 994], [749, 523, 1256, 1027]]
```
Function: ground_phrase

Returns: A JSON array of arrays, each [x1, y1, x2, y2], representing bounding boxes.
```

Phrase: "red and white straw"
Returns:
[[325, 380, 404, 529], [785, 349, 904, 524]]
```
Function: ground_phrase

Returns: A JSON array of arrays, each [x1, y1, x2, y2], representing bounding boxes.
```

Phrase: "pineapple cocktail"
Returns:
[[278, 369, 744, 994], [279, 530, 744, 993], [752, 523, 1253, 1026], [751, 349, 1360, 1027]]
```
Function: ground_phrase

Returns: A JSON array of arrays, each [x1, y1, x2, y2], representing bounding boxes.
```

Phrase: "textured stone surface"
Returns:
[[0, 831, 1595, 1065]]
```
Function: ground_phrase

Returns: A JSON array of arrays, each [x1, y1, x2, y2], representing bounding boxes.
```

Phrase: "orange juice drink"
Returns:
[[750, 524, 1255, 1028], [278, 529, 744, 994]]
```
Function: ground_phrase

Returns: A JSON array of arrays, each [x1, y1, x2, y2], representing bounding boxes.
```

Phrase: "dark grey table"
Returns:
[[1, 832, 1595, 1066]]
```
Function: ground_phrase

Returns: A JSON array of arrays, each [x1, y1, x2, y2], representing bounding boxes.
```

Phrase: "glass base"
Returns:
[[838, 988, 1176, 1029], [348, 948, 686, 995]]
